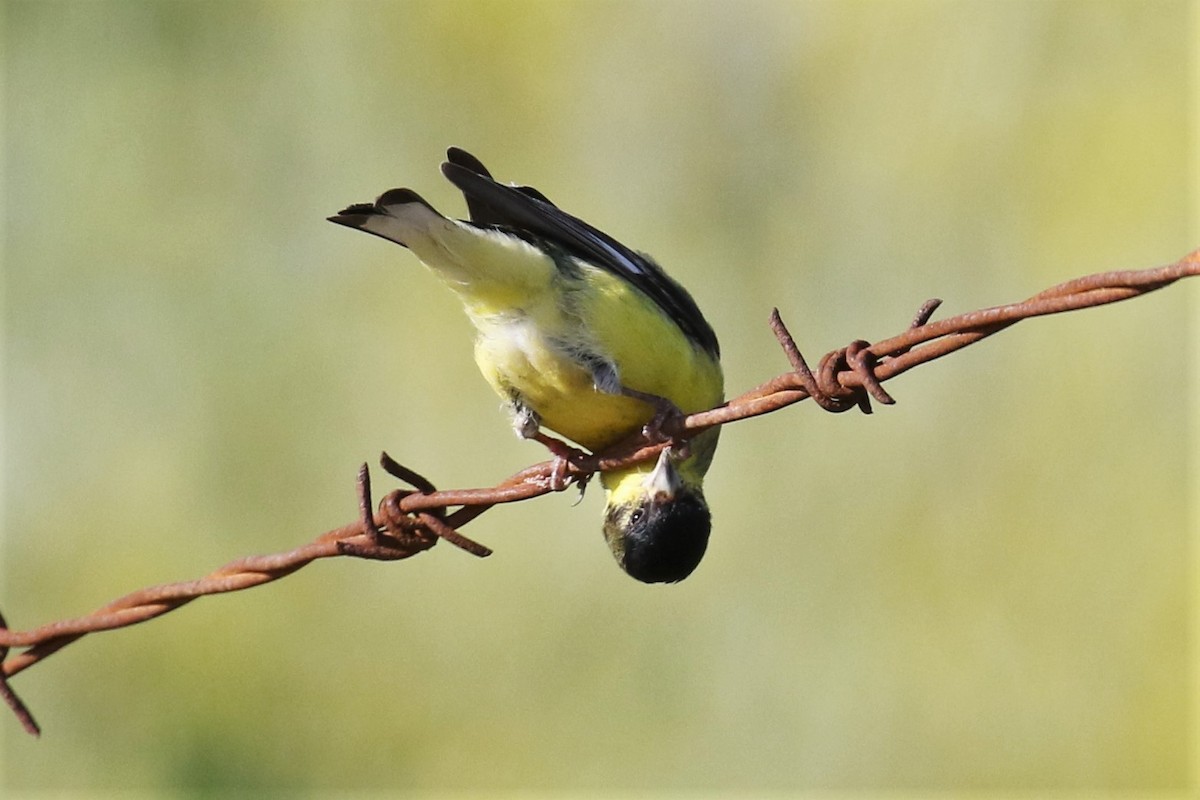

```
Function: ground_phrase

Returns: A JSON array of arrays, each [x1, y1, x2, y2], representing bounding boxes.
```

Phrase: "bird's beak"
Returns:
[[642, 448, 681, 502]]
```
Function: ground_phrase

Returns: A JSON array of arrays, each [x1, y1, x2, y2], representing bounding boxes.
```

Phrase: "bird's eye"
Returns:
[[629, 508, 644, 525]]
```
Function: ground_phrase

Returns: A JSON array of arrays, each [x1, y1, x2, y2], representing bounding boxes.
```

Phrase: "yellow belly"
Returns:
[[472, 316, 655, 451], [467, 266, 723, 453]]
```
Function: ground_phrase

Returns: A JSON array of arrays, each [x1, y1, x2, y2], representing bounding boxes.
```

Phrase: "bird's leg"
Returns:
[[588, 358, 687, 449], [510, 398, 586, 491], [531, 431, 589, 491], [620, 387, 686, 446]]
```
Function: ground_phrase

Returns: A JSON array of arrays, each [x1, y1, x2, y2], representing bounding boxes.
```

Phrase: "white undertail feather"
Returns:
[[366, 199, 556, 298]]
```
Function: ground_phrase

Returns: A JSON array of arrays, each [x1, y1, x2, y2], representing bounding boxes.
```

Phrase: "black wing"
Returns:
[[441, 147, 720, 359]]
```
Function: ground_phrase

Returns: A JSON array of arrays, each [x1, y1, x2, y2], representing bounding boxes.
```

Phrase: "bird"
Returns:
[[328, 148, 723, 583]]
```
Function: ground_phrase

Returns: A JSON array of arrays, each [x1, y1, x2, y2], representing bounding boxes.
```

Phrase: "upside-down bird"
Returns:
[[329, 148, 723, 583]]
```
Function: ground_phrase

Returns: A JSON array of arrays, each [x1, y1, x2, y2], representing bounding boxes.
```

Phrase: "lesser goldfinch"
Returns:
[[329, 148, 723, 583]]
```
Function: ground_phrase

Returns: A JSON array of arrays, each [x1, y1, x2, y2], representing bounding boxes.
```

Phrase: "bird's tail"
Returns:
[[327, 188, 445, 251], [330, 184, 557, 300]]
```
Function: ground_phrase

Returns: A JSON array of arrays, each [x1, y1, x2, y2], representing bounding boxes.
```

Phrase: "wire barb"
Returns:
[[1, 247, 1197, 735], [0, 611, 40, 736]]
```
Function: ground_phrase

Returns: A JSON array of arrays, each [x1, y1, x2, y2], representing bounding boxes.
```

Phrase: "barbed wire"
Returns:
[[2, 248, 1196, 736]]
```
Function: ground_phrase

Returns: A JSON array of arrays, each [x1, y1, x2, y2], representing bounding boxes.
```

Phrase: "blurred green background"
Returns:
[[2, 0, 1195, 796]]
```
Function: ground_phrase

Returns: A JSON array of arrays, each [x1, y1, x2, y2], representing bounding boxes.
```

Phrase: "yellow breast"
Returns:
[[466, 263, 723, 453]]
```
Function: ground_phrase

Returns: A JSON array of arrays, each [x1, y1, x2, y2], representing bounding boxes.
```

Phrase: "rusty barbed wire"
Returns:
[[2, 248, 1197, 736]]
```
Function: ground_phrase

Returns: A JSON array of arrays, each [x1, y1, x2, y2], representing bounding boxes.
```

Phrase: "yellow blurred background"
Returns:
[[2, 0, 1195, 796]]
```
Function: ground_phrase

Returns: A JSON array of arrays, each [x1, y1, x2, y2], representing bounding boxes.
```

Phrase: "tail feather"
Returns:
[[327, 189, 442, 249], [329, 160, 558, 294]]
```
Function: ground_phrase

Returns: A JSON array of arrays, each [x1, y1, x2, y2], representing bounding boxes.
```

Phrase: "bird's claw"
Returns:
[[548, 455, 570, 491], [641, 406, 684, 445], [623, 388, 686, 446], [531, 432, 589, 492]]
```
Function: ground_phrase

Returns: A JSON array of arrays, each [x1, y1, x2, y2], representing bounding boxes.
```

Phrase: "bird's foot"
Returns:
[[531, 431, 589, 492], [621, 387, 686, 446]]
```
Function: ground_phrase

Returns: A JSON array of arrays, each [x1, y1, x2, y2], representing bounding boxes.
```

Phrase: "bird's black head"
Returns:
[[603, 489, 711, 584]]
